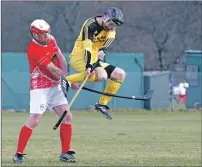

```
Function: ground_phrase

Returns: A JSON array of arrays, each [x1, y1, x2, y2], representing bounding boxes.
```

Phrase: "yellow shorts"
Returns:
[[69, 53, 110, 73]]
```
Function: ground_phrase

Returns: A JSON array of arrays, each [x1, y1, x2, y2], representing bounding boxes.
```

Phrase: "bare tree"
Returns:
[[134, 16, 173, 71], [62, 2, 80, 33], [129, 1, 201, 71], [35, 2, 80, 51]]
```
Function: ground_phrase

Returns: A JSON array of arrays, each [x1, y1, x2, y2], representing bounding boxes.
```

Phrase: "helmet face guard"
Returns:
[[102, 7, 124, 30], [31, 31, 51, 45], [102, 14, 118, 30]]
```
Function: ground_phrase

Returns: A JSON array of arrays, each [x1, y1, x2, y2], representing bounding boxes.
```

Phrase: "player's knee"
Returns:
[[33, 119, 41, 127], [26, 114, 42, 129], [97, 71, 108, 81], [97, 74, 108, 81], [62, 111, 72, 124], [111, 68, 126, 81], [120, 69, 126, 80]]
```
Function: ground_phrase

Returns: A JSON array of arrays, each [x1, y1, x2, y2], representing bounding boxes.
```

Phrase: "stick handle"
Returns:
[[53, 111, 67, 130], [53, 59, 100, 130], [68, 75, 89, 108], [53, 77, 89, 130]]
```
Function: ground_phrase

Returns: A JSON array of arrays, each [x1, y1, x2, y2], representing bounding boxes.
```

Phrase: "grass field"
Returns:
[[2, 110, 201, 166]]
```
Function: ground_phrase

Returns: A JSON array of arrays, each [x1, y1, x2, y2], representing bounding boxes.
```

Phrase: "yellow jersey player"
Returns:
[[65, 7, 125, 120]]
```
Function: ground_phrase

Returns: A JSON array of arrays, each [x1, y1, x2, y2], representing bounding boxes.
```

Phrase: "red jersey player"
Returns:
[[12, 19, 79, 164]]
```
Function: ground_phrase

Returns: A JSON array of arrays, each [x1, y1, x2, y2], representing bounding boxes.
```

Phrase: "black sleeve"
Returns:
[[82, 21, 99, 41]]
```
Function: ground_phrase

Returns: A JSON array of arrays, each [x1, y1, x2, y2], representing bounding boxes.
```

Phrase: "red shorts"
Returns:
[[179, 94, 186, 99], [178, 94, 186, 104]]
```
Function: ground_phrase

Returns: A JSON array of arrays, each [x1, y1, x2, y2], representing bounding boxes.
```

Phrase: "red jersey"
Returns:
[[27, 36, 61, 90]]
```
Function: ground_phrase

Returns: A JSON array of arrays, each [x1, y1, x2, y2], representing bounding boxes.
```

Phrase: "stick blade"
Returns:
[[145, 89, 153, 100], [134, 89, 154, 100]]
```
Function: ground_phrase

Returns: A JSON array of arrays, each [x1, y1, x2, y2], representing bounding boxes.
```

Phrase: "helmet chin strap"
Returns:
[[102, 20, 104, 27], [102, 16, 109, 30], [102, 20, 110, 30], [102, 19, 106, 29], [31, 32, 48, 45], [102, 16, 116, 30], [34, 38, 48, 45], [35, 39, 48, 46]]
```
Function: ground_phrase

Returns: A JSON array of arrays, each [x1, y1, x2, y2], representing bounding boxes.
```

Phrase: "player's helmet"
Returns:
[[103, 7, 124, 30], [30, 19, 51, 45]]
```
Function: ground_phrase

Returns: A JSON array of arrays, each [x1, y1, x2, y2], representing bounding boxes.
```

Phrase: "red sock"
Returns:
[[16, 125, 32, 154], [60, 123, 72, 153]]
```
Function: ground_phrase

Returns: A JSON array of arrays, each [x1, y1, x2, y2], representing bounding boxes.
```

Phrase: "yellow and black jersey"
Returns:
[[70, 16, 116, 66]]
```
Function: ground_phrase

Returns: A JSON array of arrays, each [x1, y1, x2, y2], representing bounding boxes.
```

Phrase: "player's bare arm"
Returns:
[[46, 62, 66, 81], [57, 51, 67, 74], [49, 35, 68, 75], [56, 51, 79, 89]]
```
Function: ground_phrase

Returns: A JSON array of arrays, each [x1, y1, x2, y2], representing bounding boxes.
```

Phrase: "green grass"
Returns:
[[2, 110, 202, 166]]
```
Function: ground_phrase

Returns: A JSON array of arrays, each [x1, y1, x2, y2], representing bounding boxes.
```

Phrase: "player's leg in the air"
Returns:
[[66, 57, 126, 120], [65, 55, 126, 120], [65, 57, 112, 119], [65, 55, 99, 83], [94, 63, 126, 120]]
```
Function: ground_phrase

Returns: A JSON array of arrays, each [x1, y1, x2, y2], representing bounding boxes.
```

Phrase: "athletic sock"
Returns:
[[99, 79, 123, 105], [16, 125, 32, 154], [60, 123, 72, 153]]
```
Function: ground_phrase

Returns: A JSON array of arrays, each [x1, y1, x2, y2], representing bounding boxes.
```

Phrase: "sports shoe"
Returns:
[[59, 151, 77, 163], [12, 153, 26, 164], [94, 103, 112, 120]]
